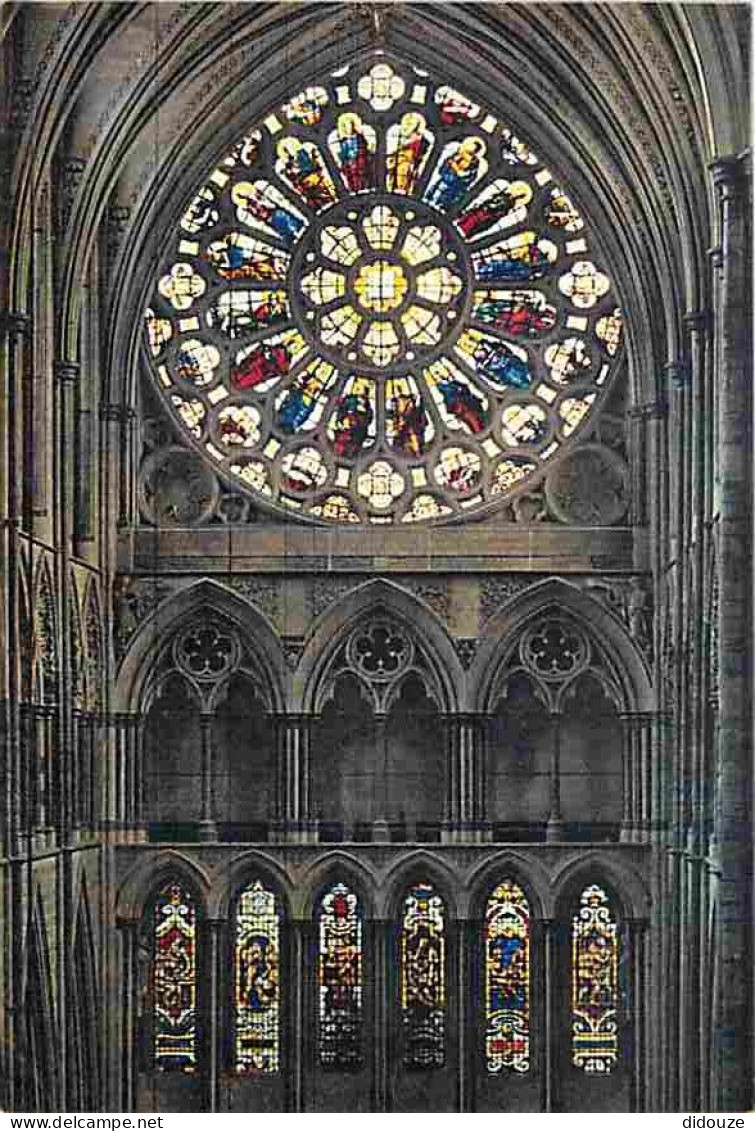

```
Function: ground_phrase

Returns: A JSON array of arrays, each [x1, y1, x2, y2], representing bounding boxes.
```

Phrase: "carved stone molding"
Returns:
[[112, 576, 175, 658], [577, 576, 653, 665], [478, 577, 534, 630], [138, 446, 219, 528], [104, 203, 133, 281], [225, 577, 281, 630], [310, 578, 356, 621], [56, 157, 87, 236], [453, 638, 479, 671], [282, 636, 305, 671], [401, 579, 450, 623], [544, 443, 629, 527]]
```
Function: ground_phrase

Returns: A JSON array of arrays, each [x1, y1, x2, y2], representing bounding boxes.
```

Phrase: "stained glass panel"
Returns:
[[485, 880, 530, 1074], [329, 113, 377, 193], [571, 884, 620, 1075], [143, 56, 624, 525], [235, 880, 281, 1074], [423, 138, 488, 212], [400, 883, 446, 1069], [317, 883, 364, 1070], [152, 882, 197, 1072]]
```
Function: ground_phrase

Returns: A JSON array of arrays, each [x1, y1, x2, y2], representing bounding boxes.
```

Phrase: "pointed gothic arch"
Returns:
[[470, 577, 653, 715], [295, 578, 463, 715], [114, 578, 288, 714]]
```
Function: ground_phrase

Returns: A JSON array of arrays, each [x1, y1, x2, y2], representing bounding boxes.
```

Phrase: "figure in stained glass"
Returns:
[[546, 187, 584, 231], [424, 138, 487, 212], [174, 340, 219, 387], [501, 403, 548, 446], [437, 376, 485, 433], [386, 113, 433, 195], [434, 85, 480, 124], [232, 181, 305, 247], [329, 377, 375, 457], [485, 880, 530, 1074], [456, 180, 532, 240], [400, 883, 445, 1069], [473, 233, 557, 283], [571, 884, 620, 1075], [330, 112, 376, 193], [500, 129, 539, 166], [152, 882, 197, 1072], [216, 404, 261, 447], [456, 330, 532, 389], [276, 138, 338, 212], [425, 361, 487, 434], [283, 86, 328, 126], [206, 290, 288, 338], [227, 133, 262, 168], [434, 446, 482, 494], [181, 186, 220, 234], [235, 881, 281, 1074], [204, 232, 288, 281], [275, 360, 336, 433], [317, 884, 364, 1070], [386, 379, 432, 456], [231, 333, 303, 392], [472, 290, 557, 337]]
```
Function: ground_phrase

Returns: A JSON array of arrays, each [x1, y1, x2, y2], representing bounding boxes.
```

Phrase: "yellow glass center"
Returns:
[[354, 259, 408, 313]]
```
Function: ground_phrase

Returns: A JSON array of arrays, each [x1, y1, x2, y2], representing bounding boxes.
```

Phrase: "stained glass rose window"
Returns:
[[144, 58, 624, 524]]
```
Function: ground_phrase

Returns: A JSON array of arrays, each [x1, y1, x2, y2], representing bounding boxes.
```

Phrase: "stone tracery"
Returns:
[[143, 58, 624, 526]]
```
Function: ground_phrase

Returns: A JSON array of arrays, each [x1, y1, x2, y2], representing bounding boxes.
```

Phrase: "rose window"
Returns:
[[143, 58, 624, 525]]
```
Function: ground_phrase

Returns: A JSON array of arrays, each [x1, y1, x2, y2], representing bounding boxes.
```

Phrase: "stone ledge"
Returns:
[[122, 524, 642, 573]]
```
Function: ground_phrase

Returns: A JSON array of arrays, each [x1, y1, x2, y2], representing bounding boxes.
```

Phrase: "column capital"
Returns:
[[115, 913, 141, 931], [664, 360, 691, 389], [629, 398, 667, 421], [279, 712, 311, 728], [54, 360, 80, 385], [100, 402, 127, 423], [709, 152, 751, 195], [0, 311, 30, 339], [683, 309, 712, 333]]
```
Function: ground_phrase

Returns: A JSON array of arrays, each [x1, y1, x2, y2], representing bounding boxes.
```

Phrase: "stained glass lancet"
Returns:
[[317, 883, 364, 1070], [152, 881, 197, 1072], [400, 882, 446, 1069], [571, 883, 620, 1075], [485, 879, 530, 1073], [234, 880, 281, 1074]]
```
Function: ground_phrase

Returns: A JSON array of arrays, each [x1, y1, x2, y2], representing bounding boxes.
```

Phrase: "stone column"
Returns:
[[444, 714, 481, 842], [279, 715, 314, 843], [205, 919, 223, 1112], [627, 918, 647, 1112], [709, 153, 752, 1113], [71, 709, 81, 832], [620, 713, 636, 842], [290, 919, 306, 1110], [542, 919, 557, 1112], [55, 360, 80, 853], [456, 919, 471, 1111], [118, 920, 139, 1111], [134, 716, 147, 842], [112, 713, 127, 837], [2, 314, 29, 859], [546, 714, 566, 843], [198, 713, 218, 842], [371, 919, 389, 1111]]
